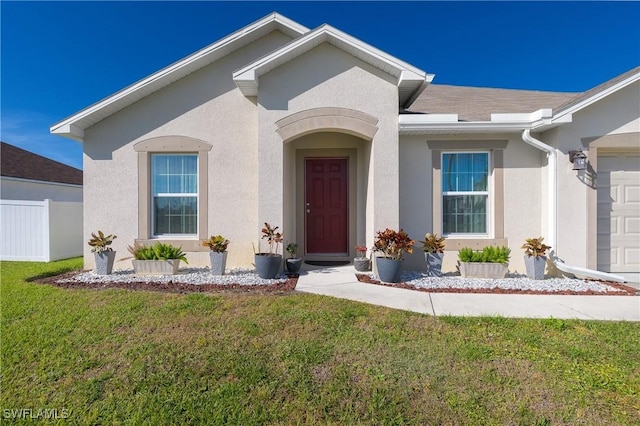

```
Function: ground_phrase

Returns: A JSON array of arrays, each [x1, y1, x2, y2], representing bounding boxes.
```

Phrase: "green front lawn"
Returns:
[[2, 259, 639, 424]]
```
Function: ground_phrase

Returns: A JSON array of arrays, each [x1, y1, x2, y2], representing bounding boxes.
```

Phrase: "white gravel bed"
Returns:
[[59, 267, 288, 286], [369, 271, 628, 294]]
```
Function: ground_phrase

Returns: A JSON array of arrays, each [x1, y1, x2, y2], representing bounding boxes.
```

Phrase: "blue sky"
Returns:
[[2, 1, 639, 170]]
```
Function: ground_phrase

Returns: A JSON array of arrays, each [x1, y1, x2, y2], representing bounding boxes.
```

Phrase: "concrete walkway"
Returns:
[[295, 264, 640, 321]]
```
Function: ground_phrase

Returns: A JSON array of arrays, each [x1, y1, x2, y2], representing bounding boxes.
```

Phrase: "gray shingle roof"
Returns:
[[553, 66, 640, 115], [406, 84, 578, 121], [0, 142, 82, 185]]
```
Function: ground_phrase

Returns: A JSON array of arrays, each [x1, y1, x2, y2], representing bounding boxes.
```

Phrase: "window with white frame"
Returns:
[[151, 154, 198, 236], [442, 152, 489, 235]]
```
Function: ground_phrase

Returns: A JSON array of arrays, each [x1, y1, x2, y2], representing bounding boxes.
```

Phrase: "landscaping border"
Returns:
[[32, 271, 298, 294], [356, 274, 638, 296]]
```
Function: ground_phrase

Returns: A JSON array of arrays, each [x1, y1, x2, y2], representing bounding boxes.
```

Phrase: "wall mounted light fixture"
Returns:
[[569, 150, 588, 170]]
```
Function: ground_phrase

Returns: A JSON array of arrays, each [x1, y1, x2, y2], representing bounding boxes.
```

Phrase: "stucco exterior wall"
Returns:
[[81, 31, 293, 270], [399, 134, 544, 274], [0, 178, 82, 202], [257, 43, 399, 252], [502, 136, 545, 275], [541, 81, 640, 269]]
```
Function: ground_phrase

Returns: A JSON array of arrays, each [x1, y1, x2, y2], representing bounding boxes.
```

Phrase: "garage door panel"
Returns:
[[625, 247, 640, 263], [625, 217, 640, 234], [597, 150, 640, 273], [624, 185, 640, 203]]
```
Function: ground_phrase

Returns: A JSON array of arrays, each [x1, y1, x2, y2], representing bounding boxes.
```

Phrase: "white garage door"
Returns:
[[597, 150, 640, 274]]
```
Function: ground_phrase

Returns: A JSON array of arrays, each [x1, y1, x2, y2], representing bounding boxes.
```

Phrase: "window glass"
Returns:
[[442, 153, 489, 234], [151, 154, 197, 236]]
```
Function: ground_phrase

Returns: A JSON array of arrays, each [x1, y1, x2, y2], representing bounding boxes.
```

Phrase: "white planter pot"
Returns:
[[209, 251, 228, 275], [132, 259, 181, 275], [459, 262, 508, 279], [424, 252, 444, 277], [94, 251, 116, 275], [524, 255, 546, 280]]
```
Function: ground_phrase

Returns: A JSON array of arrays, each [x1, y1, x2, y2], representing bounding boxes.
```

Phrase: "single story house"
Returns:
[[51, 13, 639, 282]]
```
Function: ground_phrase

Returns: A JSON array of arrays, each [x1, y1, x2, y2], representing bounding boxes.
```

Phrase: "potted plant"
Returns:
[[372, 228, 414, 283], [285, 243, 302, 274], [353, 245, 370, 272], [522, 237, 551, 280], [457, 246, 510, 279], [420, 233, 445, 277], [202, 235, 230, 275], [128, 242, 188, 275], [253, 223, 283, 279], [88, 230, 117, 275]]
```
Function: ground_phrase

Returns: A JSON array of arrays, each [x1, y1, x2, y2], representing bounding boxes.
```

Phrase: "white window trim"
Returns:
[[441, 151, 492, 238], [151, 153, 199, 238]]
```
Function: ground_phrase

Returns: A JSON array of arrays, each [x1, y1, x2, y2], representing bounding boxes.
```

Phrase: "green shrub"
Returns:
[[458, 246, 510, 264], [128, 242, 188, 263]]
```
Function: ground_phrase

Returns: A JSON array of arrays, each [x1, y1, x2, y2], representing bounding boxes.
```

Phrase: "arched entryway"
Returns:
[[277, 108, 378, 262]]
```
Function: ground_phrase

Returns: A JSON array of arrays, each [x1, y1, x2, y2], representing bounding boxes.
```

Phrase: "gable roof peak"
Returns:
[[50, 12, 309, 142], [233, 22, 433, 108]]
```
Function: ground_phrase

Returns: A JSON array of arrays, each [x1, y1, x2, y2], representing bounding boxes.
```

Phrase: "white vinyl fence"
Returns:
[[0, 199, 83, 261]]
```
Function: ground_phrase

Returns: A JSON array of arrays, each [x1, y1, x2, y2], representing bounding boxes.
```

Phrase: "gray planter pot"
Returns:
[[94, 251, 116, 275], [255, 254, 282, 279], [376, 257, 403, 283], [132, 259, 181, 275], [209, 251, 228, 275], [459, 262, 508, 279], [353, 257, 371, 272], [524, 255, 546, 280], [424, 252, 444, 277], [286, 258, 302, 274]]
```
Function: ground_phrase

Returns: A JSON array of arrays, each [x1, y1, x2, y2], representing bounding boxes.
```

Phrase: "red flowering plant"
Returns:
[[372, 228, 415, 260], [355, 245, 368, 258], [260, 223, 283, 256]]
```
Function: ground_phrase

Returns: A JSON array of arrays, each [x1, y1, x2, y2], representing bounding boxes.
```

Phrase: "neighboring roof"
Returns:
[[552, 65, 640, 118], [0, 142, 83, 185], [406, 84, 577, 122], [50, 12, 309, 142], [233, 24, 433, 108]]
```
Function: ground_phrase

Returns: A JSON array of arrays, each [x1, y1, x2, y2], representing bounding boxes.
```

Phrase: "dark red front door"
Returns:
[[305, 158, 348, 255]]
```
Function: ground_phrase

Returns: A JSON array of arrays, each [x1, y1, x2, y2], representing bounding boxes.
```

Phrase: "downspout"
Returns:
[[521, 129, 626, 282]]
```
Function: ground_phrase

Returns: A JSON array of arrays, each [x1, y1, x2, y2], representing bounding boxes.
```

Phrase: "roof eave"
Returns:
[[50, 12, 309, 142], [233, 24, 431, 106], [399, 108, 567, 135], [553, 68, 640, 120], [50, 123, 84, 142]]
